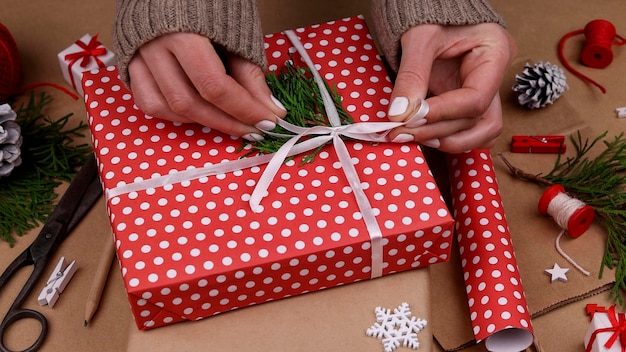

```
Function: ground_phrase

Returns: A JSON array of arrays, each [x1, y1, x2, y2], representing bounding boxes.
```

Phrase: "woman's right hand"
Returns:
[[127, 32, 286, 141]]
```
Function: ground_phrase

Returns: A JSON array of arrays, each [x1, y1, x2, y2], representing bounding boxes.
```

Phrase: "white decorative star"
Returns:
[[545, 263, 569, 282]]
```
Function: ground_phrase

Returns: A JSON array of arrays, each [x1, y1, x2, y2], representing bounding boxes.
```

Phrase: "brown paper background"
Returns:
[[1, 0, 626, 351]]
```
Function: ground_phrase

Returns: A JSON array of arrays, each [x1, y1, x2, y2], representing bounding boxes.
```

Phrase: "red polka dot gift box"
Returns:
[[82, 16, 454, 330]]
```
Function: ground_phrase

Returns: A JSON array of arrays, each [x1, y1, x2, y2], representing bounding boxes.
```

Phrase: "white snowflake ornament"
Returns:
[[366, 302, 427, 352]]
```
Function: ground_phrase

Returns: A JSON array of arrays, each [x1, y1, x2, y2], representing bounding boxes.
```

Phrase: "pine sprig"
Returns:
[[500, 131, 626, 303], [239, 60, 353, 163], [544, 132, 626, 303], [0, 92, 92, 246]]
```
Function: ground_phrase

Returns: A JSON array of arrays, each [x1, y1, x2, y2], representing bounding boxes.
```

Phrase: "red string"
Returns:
[[558, 19, 626, 94], [16, 82, 79, 100], [0, 23, 79, 101]]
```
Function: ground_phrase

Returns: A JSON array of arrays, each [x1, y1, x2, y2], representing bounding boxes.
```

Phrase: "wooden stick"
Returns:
[[497, 153, 553, 186], [83, 237, 116, 327]]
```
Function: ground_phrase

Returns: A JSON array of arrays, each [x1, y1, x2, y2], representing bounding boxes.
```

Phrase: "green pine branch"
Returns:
[[543, 132, 626, 303], [500, 131, 626, 304], [0, 92, 92, 247], [239, 60, 353, 163]]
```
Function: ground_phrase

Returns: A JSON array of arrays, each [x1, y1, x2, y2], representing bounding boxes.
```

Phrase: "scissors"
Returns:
[[0, 155, 102, 352]]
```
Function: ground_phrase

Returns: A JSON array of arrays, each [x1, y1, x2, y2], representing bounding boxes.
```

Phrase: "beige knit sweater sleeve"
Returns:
[[370, 0, 505, 71], [112, 0, 504, 86], [113, 0, 266, 86]]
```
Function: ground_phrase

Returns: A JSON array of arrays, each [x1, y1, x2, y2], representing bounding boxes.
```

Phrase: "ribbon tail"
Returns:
[[249, 134, 303, 212], [332, 134, 383, 278]]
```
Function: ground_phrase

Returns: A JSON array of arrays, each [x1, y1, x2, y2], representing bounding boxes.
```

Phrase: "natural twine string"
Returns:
[[555, 230, 590, 276], [546, 192, 587, 231], [547, 192, 591, 276]]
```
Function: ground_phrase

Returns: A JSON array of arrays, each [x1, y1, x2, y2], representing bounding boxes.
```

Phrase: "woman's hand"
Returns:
[[127, 32, 286, 141], [387, 23, 516, 153]]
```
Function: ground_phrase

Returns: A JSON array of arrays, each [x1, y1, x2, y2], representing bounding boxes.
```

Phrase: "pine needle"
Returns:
[[500, 131, 626, 304], [239, 60, 353, 163], [0, 92, 92, 247], [543, 131, 626, 304]]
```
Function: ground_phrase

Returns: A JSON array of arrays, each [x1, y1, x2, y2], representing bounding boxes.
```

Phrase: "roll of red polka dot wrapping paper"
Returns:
[[446, 151, 534, 351], [82, 16, 454, 330]]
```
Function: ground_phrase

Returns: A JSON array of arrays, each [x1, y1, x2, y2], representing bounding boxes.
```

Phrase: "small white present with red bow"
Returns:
[[585, 304, 626, 352], [58, 33, 116, 96]]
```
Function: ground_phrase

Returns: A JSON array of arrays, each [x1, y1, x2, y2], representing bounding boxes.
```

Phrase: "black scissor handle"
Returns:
[[0, 308, 47, 352]]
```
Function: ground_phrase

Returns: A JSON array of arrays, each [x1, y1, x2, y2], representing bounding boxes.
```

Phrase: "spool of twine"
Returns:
[[538, 184, 595, 276], [0, 22, 21, 102], [538, 184, 595, 238]]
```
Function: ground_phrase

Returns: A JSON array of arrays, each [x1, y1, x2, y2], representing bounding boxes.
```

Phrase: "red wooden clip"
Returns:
[[511, 135, 567, 154]]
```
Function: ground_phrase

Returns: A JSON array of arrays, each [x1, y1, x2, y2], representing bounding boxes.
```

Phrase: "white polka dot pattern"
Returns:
[[83, 16, 453, 330], [447, 151, 534, 344]]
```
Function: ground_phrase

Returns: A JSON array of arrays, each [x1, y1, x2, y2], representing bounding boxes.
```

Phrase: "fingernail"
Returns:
[[243, 132, 265, 141], [255, 120, 276, 131], [421, 138, 440, 149], [388, 97, 409, 117], [271, 95, 287, 111], [391, 134, 414, 143]]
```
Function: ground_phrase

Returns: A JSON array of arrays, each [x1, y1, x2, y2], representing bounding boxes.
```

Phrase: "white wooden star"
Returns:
[[545, 263, 569, 283]]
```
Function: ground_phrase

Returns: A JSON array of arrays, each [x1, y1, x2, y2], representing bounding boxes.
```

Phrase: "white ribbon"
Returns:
[[105, 29, 430, 279]]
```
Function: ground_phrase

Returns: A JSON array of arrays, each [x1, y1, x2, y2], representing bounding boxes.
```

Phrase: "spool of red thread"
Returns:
[[0, 22, 21, 102], [581, 19, 618, 69], [538, 184, 595, 238], [558, 19, 626, 93]]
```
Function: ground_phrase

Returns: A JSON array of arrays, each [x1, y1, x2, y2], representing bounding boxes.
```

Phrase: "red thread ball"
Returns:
[[0, 22, 21, 102]]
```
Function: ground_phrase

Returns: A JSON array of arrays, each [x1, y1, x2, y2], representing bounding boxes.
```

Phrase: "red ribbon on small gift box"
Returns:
[[58, 33, 115, 96], [586, 304, 626, 352], [64, 34, 107, 90]]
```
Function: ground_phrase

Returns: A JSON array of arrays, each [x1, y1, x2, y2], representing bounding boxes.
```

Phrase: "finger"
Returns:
[[134, 45, 261, 138], [386, 25, 439, 123], [128, 54, 193, 124], [426, 28, 512, 124], [389, 115, 477, 146], [226, 53, 288, 124], [425, 61, 502, 125], [436, 93, 504, 153], [389, 92, 503, 153], [170, 35, 278, 128]]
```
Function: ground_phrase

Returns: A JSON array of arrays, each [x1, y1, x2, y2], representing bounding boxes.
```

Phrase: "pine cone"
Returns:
[[0, 103, 22, 177], [512, 61, 568, 109]]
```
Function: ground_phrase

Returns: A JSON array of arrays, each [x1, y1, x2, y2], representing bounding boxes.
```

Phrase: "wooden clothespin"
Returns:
[[511, 135, 567, 154], [37, 257, 77, 308]]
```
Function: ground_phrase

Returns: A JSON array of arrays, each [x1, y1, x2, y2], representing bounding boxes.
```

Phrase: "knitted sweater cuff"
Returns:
[[113, 0, 266, 87], [370, 0, 505, 71]]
